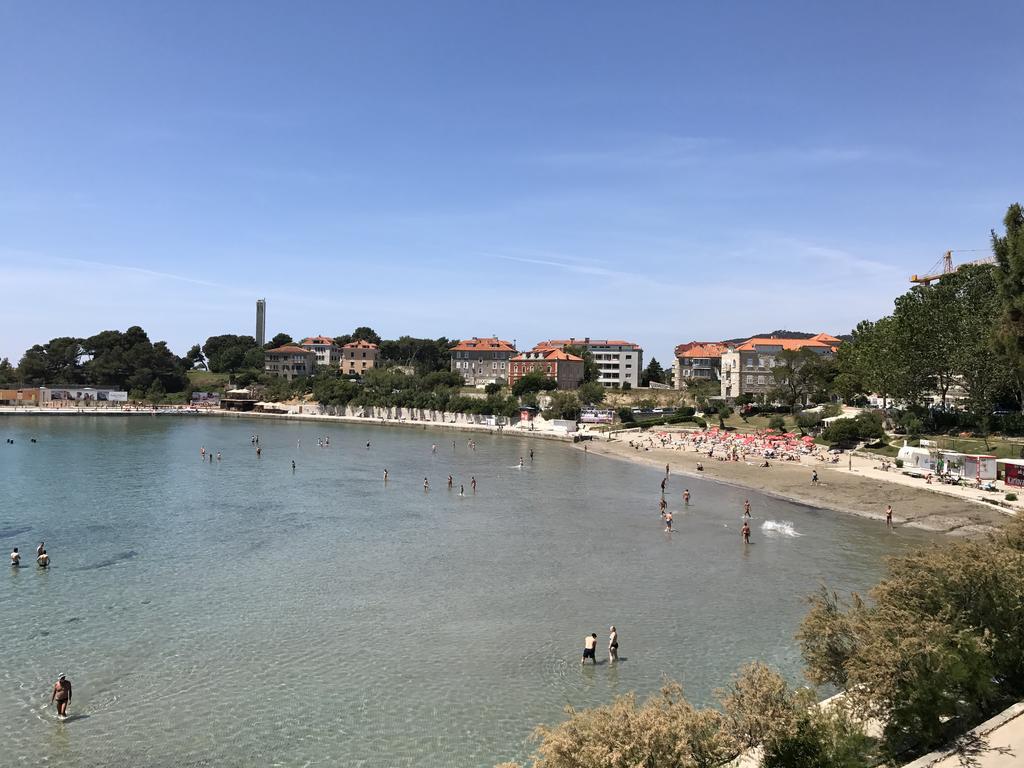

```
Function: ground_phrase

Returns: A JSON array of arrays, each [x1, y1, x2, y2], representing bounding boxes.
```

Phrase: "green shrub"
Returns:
[[768, 414, 786, 431], [1007, 493, 1018, 501], [895, 458, 904, 468]]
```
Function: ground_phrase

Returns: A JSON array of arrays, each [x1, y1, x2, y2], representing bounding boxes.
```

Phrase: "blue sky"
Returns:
[[1, 1, 1021, 366]]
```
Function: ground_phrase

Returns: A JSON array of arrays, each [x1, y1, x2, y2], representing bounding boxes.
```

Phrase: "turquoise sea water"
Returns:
[[1, 416, 932, 767]]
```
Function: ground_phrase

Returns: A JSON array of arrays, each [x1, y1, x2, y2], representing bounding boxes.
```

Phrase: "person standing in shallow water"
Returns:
[[741, 521, 751, 544], [886, 504, 893, 529], [51, 674, 71, 719], [608, 626, 619, 662], [581, 633, 598, 665]]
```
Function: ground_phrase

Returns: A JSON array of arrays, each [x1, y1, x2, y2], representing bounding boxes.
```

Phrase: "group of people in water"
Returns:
[[660, 464, 753, 542], [582, 626, 620, 664], [10, 540, 50, 568]]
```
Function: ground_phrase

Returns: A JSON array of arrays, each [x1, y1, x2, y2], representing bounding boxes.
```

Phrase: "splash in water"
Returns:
[[760, 520, 802, 537]]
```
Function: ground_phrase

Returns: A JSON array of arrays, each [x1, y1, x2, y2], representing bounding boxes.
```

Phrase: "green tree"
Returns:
[[641, 358, 666, 386], [512, 371, 557, 397], [484, 382, 502, 396], [770, 348, 828, 410], [992, 203, 1024, 407], [265, 332, 293, 349], [185, 344, 205, 369], [203, 334, 261, 374], [351, 326, 382, 345], [17, 337, 84, 386], [541, 391, 581, 420], [0, 357, 15, 386], [576, 381, 606, 405]]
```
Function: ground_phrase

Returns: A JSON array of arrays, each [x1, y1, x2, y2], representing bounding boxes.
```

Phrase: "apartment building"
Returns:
[[508, 347, 585, 390], [264, 345, 318, 381], [720, 335, 838, 400], [535, 338, 642, 388], [299, 335, 341, 367], [341, 340, 380, 375], [450, 337, 517, 386], [673, 342, 727, 389]]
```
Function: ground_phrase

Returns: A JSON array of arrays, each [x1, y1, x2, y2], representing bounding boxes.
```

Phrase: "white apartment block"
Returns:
[[535, 338, 643, 388]]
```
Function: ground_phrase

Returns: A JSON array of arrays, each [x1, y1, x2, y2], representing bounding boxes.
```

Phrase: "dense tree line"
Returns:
[[10, 326, 188, 396], [833, 204, 1024, 431]]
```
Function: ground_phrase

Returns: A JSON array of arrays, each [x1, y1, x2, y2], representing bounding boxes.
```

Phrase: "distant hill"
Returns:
[[720, 330, 853, 345], [722, 330, 817, 344]]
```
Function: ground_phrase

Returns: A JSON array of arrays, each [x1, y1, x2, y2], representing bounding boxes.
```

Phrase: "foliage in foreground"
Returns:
[[498, 664, 873, 768], [799, 517, 1024, 759]]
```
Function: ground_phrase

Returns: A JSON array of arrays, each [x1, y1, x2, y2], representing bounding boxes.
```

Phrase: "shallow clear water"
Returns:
[[0, 416, 932, 766]]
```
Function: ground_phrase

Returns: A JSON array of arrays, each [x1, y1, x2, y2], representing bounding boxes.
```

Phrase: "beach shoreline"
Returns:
[[4, 406, 1017, 533], [582, 436, 1015, 536]]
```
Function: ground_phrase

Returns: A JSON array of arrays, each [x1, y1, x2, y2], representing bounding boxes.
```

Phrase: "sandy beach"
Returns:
[[584, 436, 1014, 536]]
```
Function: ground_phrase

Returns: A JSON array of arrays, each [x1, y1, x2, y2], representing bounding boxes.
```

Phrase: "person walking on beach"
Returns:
[[811, 470, 819, 485], [608, 626, 619, 663], [683, 489, 690, 505], [886, 504, 893, 529], [581, 633, 598, 665], [660, 477, 667, 493], [529, 448, 534, 461], [10, 547, 20, 566], [659, 497, 668, 515], [743, 500, 751, 517], [741, 521, 751, 544], [471, 476, 477, 492], [665, 463, 670, 476], [664, 511, 673, 532], [51, 674, 71, 720]]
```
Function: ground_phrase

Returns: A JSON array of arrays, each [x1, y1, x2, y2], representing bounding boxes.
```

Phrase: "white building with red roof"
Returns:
[[299, 335, 341, 367], [449, 337, 517, 386], [508, 347, 585, 390], [534, 337, 643, 388]]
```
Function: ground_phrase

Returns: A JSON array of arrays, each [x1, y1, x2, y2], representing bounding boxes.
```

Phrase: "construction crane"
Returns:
[[910, 249, 996, 284]]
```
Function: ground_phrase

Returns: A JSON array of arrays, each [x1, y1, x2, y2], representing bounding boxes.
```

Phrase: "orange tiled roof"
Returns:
[[810, 332, 842, 344], [301, 336, 336, 346], [266, 345, 313, 355], [679, 342, 728, 359], [450, 337, 516, 352], [512, 348, 584, 362], [735, 337, 833, 352], [343, 340, 379, 350]]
